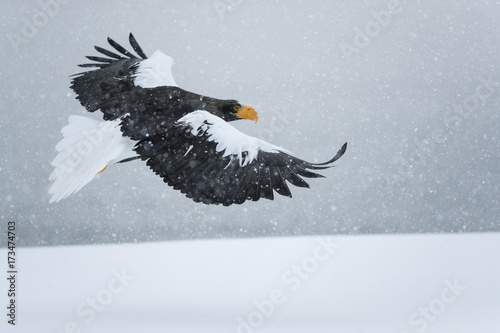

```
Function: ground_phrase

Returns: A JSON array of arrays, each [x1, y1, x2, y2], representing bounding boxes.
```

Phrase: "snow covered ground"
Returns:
[[2, 233, 499, 333]]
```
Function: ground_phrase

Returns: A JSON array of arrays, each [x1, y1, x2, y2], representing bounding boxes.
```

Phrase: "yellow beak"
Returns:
[[235, 105, 258, 123]]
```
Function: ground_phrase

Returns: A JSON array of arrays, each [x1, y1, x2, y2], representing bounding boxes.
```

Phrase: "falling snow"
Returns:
[[1, 1, 500, 332]]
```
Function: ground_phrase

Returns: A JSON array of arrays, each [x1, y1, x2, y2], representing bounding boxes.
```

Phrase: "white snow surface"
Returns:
[[2, 233, 499, 333], [133, 50, 178, 88], [179, 110, 289, 167]]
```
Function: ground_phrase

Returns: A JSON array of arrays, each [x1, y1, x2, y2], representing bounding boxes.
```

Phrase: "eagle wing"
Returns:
[[70, 33, 178, 122], [135, 110, 347, 206]]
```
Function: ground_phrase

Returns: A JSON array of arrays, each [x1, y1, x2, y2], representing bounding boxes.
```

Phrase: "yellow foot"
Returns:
[[97, 165, 107, 174]]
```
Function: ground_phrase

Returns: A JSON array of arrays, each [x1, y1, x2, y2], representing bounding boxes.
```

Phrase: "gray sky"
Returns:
[[1, 1, 499, 247]]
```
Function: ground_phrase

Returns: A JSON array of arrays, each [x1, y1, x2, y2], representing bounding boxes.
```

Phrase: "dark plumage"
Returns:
[[49, 33, 347, 205]]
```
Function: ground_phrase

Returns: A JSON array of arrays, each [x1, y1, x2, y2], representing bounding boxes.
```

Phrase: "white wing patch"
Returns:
[[133, 50, 178, 88], [177, 111, 290, 167]]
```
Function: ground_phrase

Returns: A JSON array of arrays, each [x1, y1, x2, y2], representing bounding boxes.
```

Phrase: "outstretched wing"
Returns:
[[70, 33, 178, 121], [135, 110, 347, 206]]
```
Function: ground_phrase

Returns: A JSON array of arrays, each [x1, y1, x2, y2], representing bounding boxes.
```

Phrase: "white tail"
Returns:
[[48, 115, 137, 203]]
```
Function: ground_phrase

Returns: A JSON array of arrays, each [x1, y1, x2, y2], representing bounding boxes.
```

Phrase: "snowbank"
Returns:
[[1, 233, 499, 332]]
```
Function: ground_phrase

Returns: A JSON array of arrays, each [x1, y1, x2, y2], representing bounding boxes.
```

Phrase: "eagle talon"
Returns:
[[97, 165, 107, 174]]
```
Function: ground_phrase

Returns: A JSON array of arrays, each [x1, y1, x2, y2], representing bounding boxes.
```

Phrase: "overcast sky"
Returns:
[[1, 1, 499, 247]]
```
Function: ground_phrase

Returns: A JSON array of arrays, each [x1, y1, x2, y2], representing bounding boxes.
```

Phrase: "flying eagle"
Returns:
[[49, 33, 347, 206]]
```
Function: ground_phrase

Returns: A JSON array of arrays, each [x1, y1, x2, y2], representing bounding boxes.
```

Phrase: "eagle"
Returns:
[[49, 33, 347, 206]]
